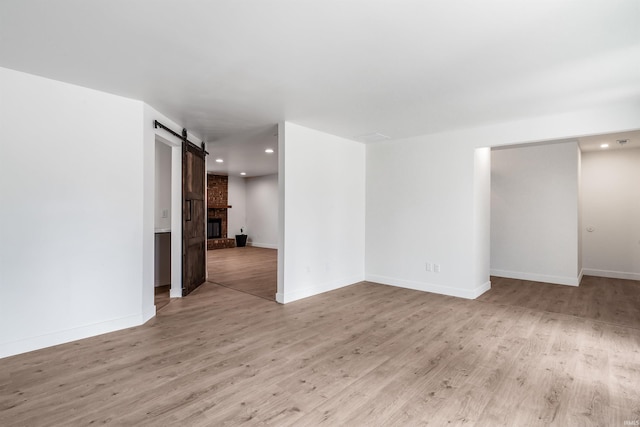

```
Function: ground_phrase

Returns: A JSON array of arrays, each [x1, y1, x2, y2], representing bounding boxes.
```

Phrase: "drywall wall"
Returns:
[[366, 138, 491, 298], [0, 68, 201, 357], [0, 67, 145, 358], [490, 141, 581, 285], [577, 145, 583, 276], [227, 175, 247, 237], [365, 101, 639, 299], [154, 140, 172, 230], [581, 147, 640, 280], [246, 174, 278, 249], [278, 122, 365, 303], [473, 148, 492, 288]]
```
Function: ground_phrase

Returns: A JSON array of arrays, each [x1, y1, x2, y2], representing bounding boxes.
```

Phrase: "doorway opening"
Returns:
[[487, 129, 640, 289], [205, 125, 280, 301], [154, 137, 173, 310]]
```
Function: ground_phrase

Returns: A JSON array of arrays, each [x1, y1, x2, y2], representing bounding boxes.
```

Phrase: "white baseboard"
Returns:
[[0, 313, 146, 359], [490, 269, 580, 286], [365, 274, 491, 300], [474, 280, 492, 298], [247, 242, 278, 249], [276, 274, 363, 304], [143, 305, 156, 324], [582, 268, 640, 281], [170, 284, 182, 298]]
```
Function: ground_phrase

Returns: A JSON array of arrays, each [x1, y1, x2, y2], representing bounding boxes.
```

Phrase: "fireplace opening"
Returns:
[[207, 218, 222, 239]]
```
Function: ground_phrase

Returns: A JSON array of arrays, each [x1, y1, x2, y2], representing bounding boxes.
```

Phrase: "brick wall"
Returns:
[[207, 174, 235, 249], [207, 174, 228, 206]]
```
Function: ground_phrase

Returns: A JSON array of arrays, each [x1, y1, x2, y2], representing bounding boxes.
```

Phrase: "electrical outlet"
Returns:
[[434, 264, 441, 273], [426, 262, 432, 272]]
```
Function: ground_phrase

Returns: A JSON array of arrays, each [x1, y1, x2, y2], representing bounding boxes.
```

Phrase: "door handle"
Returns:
[[186, 200, 192, 221]]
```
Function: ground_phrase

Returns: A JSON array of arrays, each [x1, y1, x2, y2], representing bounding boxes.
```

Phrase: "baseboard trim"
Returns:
[[474, 280, 492, 298], [247, 242, 278, 250], [365, 274, 491, 300], [0, 313, 146, 359], [490, 269, 580, 286], [276, 274, 363, 304], [582, 269, 640, 281], [143, 305, 156, 324]]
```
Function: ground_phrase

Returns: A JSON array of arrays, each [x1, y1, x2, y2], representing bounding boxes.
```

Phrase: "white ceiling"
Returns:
[[1, 1, 639, 161], [206, 125, 278, 177], [493, 129, 640, 154], [578, 129, 640, 152]]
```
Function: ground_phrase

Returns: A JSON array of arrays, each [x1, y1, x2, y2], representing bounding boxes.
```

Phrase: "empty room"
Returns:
[[1, 1, 639, 426]]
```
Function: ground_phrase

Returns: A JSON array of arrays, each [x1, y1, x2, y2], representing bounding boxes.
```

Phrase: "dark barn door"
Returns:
[[182, 139, 206, 296]]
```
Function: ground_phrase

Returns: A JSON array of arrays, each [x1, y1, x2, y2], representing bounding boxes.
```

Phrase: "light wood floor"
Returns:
[[153, 246, 277, 308], [480, 275, 640, 329], [3, 277, 640, 426], [207, 246, 277, 301], [154, 285, 171, 311]]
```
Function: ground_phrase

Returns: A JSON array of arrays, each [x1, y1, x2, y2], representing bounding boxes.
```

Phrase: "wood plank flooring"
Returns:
[[479, 275, 640, 329], [154, 285, 171, 311], [3, 277, 640, 426], [207, 246, 277, 301]]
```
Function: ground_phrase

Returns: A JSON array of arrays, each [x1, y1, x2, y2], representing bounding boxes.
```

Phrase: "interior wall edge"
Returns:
[[582, 269, 640, 281], [490, 269, 581, 287], [276, 275, 364, 304], [365, 274, 490, 300]]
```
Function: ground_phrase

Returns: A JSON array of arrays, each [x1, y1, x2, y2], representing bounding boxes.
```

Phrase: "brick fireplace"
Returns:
[[207, 174, 236, 250]]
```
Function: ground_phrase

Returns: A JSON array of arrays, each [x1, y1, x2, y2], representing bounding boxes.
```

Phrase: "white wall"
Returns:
[[577, 145, 583, 275], [154, 141, 172, 231], [0, 67, 145, 358], [0, 68, 202, 357], [582, 147, 640, 280], [227, 175, 247, 237], [366, 138, 490, 299], [364, 101, 640, 299], [473, 148, 492, 288], [490, 141, 581, 285], [246, 174, 278, 249], [278, 122, 366, 303]]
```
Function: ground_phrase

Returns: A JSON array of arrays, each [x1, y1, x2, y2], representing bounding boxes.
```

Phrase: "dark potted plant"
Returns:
[[235, 227, 248, 247]]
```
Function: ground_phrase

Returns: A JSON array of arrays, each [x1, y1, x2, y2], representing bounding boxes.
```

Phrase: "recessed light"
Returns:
[[240, 172, 246, 176], [600, 144, 609, 149], [215, 158, 224, 163], [265, 148, 274, 153]]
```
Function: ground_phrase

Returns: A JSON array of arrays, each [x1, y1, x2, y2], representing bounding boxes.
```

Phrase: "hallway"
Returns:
[[207, 246, 277, 301]]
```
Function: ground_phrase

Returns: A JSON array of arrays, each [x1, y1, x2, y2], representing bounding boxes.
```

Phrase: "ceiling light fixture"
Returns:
[[240, 172, 246, 176], [265, 148, 274, 153], [215, 158, 224, 163], [600, 143, 609, 149]]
